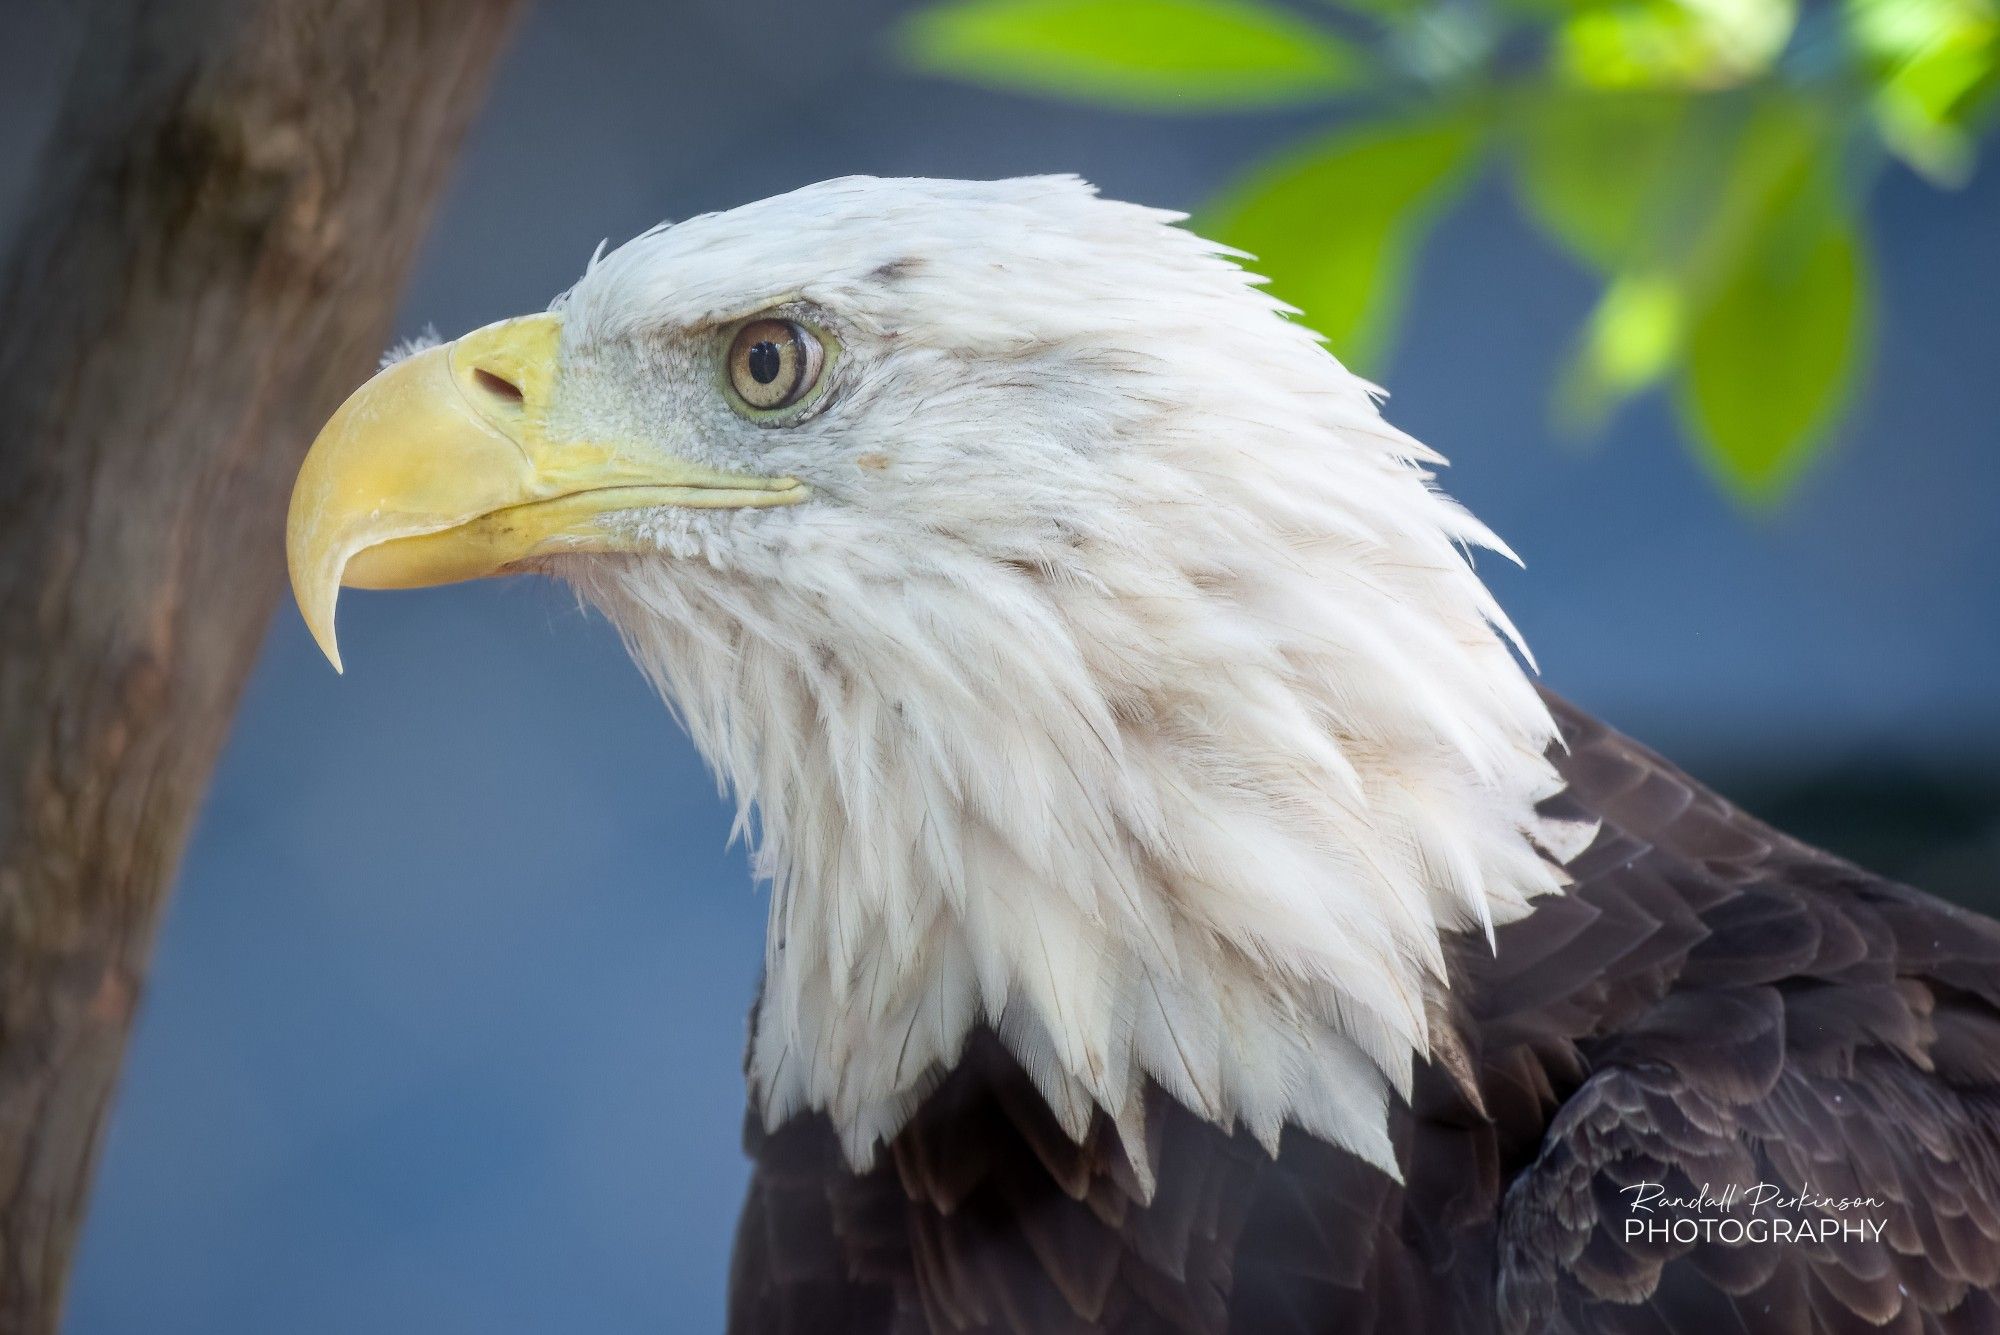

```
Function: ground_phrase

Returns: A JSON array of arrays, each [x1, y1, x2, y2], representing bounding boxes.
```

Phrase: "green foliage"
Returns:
[[1554, 0, 1798, 90], [895, 0, 2000, 505], [1849, 0, 2000, 181], [1533, 91, 1872, 474], [899, 0, 1364, 109], [1204, 114, 1480, 370], [1513, 91, 1697, 273], [1682, 116, 1870, 502]]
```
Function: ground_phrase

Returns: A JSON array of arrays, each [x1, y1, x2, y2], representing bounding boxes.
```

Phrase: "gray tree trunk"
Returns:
[[0, 2, 524, 1327]]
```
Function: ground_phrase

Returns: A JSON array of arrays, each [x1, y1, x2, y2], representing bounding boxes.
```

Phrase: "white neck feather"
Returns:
[[559, 177, 1580, 1190]]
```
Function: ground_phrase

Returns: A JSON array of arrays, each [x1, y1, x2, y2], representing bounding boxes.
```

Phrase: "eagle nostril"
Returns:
[[472, 368, 525, 405]]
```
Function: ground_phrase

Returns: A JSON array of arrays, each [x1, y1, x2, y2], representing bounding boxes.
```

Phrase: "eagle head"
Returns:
[[288, 175, 1575, 1184]]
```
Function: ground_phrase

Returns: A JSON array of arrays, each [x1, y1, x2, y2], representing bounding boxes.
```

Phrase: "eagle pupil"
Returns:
[[747, 341, 782, 385]]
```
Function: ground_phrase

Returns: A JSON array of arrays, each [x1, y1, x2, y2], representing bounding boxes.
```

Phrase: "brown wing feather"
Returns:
[[1492, 695, 2000, 1335], [727, 694, 2000, 1333]]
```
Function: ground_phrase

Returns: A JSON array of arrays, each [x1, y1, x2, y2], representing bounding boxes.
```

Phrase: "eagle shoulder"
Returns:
[[1489, 694, 2000, 1333]]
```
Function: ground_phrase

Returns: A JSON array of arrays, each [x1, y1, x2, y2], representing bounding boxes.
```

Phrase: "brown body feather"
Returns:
[[726, 695, 2000, 1333]]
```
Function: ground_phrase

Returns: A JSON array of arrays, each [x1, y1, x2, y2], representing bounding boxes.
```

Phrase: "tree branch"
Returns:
[[0, 1, 524, 1326]]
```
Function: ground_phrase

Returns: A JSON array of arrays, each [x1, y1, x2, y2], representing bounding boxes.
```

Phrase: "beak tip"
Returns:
[[293, 573, 347, 675], [308, 615, 346, 675], [309, 627, 346, 675]]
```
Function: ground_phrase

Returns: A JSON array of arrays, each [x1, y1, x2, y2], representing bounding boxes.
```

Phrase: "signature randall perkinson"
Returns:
[[1620, 1181, 1889, 1244]]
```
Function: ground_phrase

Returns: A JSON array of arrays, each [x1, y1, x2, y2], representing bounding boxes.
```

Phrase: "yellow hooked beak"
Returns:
[[286, 313, 805, 671]]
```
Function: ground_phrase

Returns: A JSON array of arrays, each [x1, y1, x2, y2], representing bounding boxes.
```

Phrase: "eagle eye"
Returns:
[[725, 317, 825, 416]]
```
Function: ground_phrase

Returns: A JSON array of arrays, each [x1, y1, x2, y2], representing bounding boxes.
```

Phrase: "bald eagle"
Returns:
[[288, 177, 2000, 1333]]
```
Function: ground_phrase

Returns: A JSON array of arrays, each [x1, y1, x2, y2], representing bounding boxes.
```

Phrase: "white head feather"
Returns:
[[544, 176, 1573, 1187]]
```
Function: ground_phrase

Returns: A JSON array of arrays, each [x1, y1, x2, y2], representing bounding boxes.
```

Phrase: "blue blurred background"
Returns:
[[3, 0, 1995, 1331]]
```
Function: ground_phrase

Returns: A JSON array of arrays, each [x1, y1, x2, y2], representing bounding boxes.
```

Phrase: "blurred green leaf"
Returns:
[[1847, 0, 2000, 183], [1546, 94, 1822, 428], [1203, 113, 1482, 371], [1680, 184, 1868, 502], [1513, 90, 1697, 270], [1555, 0, 1798, 89], [898, 0, 1364, 110], [1543, 91, 1869, 492], [1557, 270, 1687, 427], [1518, 91, 1707, 427], [1683, 93, 1829, 261]]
